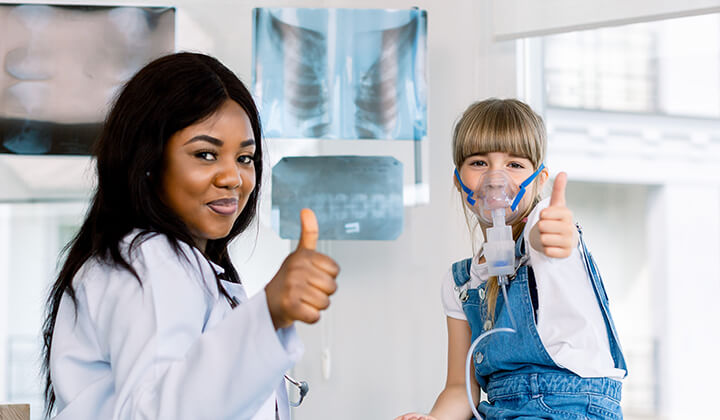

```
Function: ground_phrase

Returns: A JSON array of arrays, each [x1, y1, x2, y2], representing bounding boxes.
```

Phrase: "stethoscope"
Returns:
[[283, 373, 309, 407], [226, 294, 310, 407]]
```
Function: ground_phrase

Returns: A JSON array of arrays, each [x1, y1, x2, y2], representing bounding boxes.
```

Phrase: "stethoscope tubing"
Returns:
[[284, 374, 309, 407]]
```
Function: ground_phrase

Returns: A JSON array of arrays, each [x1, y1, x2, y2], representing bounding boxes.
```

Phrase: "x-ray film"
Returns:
[[272, 156, 403, 240], [253, 8, 427, 140], [0, 4, 175, 155]]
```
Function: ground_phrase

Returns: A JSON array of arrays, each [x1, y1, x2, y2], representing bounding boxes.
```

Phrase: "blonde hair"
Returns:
[[452, 98, 547, 322]]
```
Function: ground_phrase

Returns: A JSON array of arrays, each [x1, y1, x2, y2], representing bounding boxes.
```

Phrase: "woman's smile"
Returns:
[[207, 197, 239, 215]]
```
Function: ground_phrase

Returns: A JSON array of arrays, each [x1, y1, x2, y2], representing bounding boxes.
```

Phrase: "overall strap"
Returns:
[[511, 229, 530, 279], [577, 223, 628, 375], [451, 258, 473, 287], [514, 231, 525, 258]]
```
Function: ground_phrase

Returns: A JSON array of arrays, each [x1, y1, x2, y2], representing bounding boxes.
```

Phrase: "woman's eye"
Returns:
[[195, 151, 216, 161], [237, 155, 254, 165]]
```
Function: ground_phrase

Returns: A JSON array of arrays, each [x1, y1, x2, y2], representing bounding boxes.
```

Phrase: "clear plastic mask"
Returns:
[[454, 163, 545, 226], [477, 170, 520, 225]]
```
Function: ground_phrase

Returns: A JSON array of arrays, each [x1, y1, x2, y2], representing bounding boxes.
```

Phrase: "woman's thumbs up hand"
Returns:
[[265, 209, 339, 329], [532, 172, 578, 259]]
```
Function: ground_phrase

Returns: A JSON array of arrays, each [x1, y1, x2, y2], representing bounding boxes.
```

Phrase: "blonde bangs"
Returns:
[[453, 99, 546, 171]]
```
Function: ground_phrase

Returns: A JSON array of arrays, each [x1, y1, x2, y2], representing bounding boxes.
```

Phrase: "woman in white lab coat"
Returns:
[[41, 52, 339, 420]]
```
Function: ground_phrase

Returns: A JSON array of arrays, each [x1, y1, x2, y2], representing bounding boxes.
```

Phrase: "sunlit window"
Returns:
[[544, 14, 720, 118]]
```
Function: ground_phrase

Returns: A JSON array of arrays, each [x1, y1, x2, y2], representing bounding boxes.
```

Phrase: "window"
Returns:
[[544, 14, 720, 118]]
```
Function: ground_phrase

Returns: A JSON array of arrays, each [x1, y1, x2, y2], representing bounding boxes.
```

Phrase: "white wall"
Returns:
[[647, 184, 720, 419]]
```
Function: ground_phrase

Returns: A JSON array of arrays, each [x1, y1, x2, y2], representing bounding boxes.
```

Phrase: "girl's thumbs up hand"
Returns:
[[533, 172, 577, 259], [265, 209, 339, 329]]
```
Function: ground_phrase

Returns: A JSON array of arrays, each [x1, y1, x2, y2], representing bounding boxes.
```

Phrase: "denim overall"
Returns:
[[452, 226, 627, 419]]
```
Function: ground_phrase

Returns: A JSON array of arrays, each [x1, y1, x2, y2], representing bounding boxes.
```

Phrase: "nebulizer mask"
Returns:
[[454, 163, 544, 275], [453, 163, 545, 420]]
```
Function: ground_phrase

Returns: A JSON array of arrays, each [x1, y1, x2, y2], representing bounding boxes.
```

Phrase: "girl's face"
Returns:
[[457, 151, 547, 222], [161, 99, 257, 252]]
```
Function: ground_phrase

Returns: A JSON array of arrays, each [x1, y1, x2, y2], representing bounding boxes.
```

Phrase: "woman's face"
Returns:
[[161, 99, 256, 252]]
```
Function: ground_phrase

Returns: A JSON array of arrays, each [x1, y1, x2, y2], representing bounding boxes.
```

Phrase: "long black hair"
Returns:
[[41, 52, 263, 416]]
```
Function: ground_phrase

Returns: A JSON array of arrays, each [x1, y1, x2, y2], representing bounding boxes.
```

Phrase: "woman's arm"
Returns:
[[395, 317, 477, 420], [88, 237, 299, 420]]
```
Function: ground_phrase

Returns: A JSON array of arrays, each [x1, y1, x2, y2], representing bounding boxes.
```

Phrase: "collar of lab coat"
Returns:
[[196, 248, 227, 301], [123, 229, 229, 301], [208, 259, 225, 276]]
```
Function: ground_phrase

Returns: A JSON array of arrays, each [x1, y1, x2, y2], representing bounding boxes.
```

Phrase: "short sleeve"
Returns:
[[441, 269, 467, 320]]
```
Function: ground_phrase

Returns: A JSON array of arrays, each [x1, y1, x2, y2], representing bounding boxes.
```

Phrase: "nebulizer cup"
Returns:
[[478, 171, 516, 277]]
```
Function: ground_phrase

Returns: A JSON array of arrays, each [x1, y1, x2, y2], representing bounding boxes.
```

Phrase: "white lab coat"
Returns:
[[50, 231, 303, 420]]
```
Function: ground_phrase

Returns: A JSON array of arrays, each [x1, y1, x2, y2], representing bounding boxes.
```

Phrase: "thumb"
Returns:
[[297, 208, 318, 250], [550, 172, 568, 207]]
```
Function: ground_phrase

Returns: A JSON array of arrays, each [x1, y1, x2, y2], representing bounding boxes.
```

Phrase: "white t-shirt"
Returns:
[[51, 231, 303, 419], [441, 198, 626, 379]]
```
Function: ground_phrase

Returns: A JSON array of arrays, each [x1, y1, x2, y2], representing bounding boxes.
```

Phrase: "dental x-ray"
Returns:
[[272, 156, 404, 240]]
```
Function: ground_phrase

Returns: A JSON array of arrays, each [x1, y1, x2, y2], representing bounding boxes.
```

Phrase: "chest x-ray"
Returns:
[[253, 8, 427, 140], [272, 156, 403, 240], [0, 4, 175, 155]]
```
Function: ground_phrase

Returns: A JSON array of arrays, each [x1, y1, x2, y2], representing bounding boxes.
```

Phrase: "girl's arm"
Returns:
[[395, 317, 477, 420], [429, 317, 478, 419]]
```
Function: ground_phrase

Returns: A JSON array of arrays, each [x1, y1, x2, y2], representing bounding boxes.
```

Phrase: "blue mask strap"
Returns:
[[454, 168, 476, 205], [510, 162, 545, 212]]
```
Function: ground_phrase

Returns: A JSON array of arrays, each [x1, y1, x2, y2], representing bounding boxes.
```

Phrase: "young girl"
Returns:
[[396, 98, 626, 419], [42, 52, 339, 420]]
